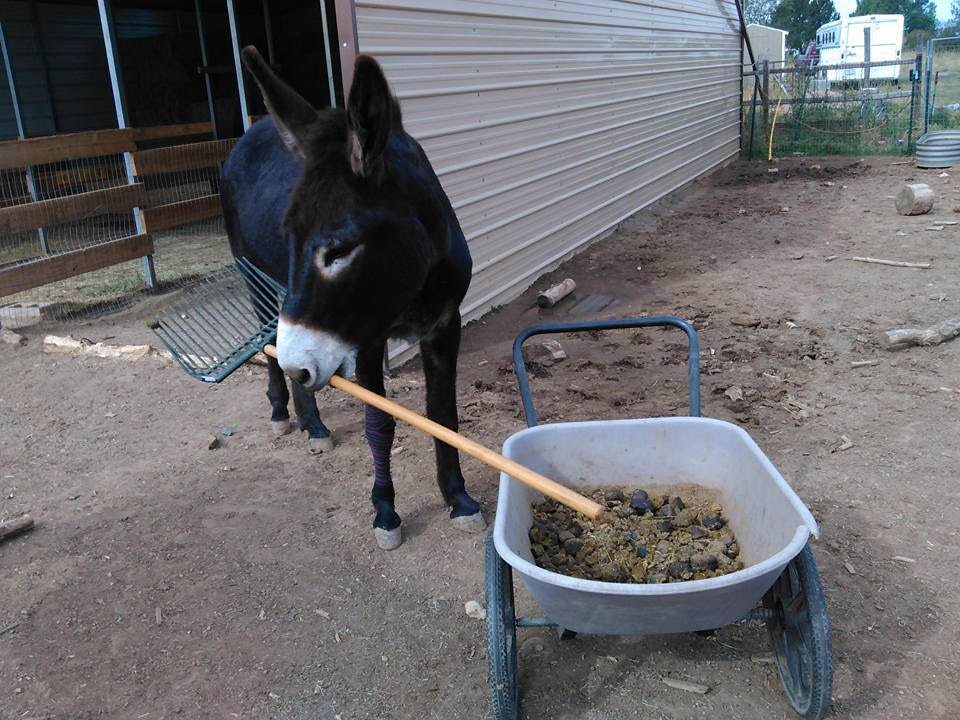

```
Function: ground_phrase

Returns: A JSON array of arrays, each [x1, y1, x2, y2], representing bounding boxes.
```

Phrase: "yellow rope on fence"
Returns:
[[768, 96, 783, 161]]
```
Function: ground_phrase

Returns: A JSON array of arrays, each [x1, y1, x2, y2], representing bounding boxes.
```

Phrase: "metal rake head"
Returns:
[[150, 257, 285, 383]]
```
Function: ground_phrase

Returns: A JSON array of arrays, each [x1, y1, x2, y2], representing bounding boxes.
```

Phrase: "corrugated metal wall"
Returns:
[[354, 0, 742, 322]]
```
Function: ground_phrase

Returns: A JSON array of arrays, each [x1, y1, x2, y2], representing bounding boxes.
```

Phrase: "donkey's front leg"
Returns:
[[357, 343, 403, 550], [421, 313, 486, 533]]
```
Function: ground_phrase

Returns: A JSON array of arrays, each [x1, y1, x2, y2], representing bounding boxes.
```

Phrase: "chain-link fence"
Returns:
[[743, 57, 923, 159]]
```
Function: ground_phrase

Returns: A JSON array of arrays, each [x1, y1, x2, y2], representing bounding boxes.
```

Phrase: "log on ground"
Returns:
[[895, 183, 935, 216]]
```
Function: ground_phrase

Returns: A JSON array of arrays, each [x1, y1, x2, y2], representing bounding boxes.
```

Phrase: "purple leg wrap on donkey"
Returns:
[[365, 405, 395, 489]]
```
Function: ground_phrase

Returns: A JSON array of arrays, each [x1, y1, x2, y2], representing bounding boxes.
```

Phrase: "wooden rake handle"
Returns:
[[262, 345, 606, 521]]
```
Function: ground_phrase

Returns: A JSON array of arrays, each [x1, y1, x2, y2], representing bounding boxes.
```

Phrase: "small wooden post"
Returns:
[[864, 27, 871, 82], [762, 60, 770, 131]]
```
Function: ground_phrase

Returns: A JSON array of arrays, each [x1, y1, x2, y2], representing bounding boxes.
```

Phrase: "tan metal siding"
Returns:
[[356, 0, 742, 322]]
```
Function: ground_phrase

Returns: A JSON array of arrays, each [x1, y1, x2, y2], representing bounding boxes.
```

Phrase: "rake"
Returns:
[[149, 257, 608, 521]]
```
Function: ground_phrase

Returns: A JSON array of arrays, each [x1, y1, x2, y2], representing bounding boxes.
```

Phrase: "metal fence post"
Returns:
[[864, 28, 871, 83], [761, 60, 769, 132], [0, 18, 49, 256], [908, 51, 921, 149], [924, 38, 932, 134], [319, 0, 338, 107], [226, 0, 251, 132], [97, 0, 157, 290], [194, 0, 219, 139]]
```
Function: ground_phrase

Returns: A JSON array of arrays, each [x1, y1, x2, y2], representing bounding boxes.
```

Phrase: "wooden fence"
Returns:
[[0, 121, 233, 303]]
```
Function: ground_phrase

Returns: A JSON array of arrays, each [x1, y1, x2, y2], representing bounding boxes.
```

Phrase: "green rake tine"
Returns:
[[238, 269, 284, 322], [231, 260, 284, 328], [159, 317, 221, 373], [161, 307, 228, 369], [191, 289, 255, 353], [210, 279, 269, 335], [155, 321, 212, 377]]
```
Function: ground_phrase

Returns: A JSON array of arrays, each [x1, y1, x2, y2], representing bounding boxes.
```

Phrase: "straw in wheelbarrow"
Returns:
[[148, 258, 607, 521]]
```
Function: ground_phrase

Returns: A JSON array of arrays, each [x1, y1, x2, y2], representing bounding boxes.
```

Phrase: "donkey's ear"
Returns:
[[346, 55, 400, 180], [241, 46, 317, 157]]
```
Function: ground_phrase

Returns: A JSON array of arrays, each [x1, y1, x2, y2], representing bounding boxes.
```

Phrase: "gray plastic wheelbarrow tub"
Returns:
[[493, 416, 819, 636]]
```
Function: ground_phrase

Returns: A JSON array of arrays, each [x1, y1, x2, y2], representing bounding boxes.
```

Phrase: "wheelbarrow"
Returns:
[[486, 316, 833, 720]]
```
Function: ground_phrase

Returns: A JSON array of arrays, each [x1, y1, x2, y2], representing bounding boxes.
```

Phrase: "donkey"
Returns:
[[219, 47, 486, 549]]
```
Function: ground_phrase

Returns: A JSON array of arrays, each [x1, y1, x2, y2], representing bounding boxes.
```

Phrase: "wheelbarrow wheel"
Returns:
[[485, 531, 518, 720], [763, 543, 833, 720]]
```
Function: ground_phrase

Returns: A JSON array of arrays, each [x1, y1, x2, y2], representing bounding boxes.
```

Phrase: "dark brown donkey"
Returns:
[[219, 47, 485, 549]]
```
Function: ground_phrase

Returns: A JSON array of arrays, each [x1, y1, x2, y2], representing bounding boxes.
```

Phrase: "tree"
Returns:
[[771, 0, 838, 50], [853, 0, 937, 34], [942, 0, 960, 35], [743, 0, 780, 26]]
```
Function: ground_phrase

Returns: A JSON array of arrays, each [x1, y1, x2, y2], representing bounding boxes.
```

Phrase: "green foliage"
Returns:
[[743, 0, 780, 26], [772, 0, 839, 50], [853, 0, 937, 34], [942, 0, 960, 35]]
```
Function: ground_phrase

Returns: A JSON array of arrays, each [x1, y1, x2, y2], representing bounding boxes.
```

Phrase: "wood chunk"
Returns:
[[885, 317, 960, 348], [852, 257, 931, 269], [662, 677, 710, 694], [896, 183, 935, 216], [537, 278, 576, 308], [0, 515, 34, 543]]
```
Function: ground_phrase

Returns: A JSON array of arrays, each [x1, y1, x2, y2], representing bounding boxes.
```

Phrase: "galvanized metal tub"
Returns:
[[493, 416, 819, 636], [916, 130, 960, 168]]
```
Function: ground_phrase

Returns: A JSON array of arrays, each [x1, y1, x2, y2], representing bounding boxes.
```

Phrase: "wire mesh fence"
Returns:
[[743, 57, 922, 159], [925, 37, 960, 133], [0, 130, 238, 330]]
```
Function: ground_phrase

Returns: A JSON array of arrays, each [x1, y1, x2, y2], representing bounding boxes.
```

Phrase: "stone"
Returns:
[[691, 553, 720, 571], [635, 544, 648, 558], [656, 519, 673, 533], [702, 514, 724, 530], [668, 561, 692, 580], [563, 538, 584, 556], [655, 504, 674, 518], [599, 563, 626, 582], [688, 526, 708, 539], [464, 601, 486, 620], [673, 508, 699, 528]]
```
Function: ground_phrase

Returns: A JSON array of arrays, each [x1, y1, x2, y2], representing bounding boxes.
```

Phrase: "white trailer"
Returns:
[[815, 14, 904, 82]]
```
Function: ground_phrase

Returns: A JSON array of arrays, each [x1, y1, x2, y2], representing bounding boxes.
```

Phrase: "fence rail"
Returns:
[[743, 56, 922, 159], [0, 122, 236, 318]]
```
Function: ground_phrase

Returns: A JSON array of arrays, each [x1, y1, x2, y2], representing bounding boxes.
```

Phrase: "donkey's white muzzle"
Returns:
[[276, 317, 357, 391]]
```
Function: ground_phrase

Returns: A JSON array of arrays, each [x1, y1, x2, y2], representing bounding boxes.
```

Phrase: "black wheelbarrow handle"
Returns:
[[511, 315, 701, 428]]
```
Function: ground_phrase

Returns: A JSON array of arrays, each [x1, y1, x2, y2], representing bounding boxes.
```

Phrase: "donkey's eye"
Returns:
[[316, 244, 360, 278], [324, 246, 354, 267]]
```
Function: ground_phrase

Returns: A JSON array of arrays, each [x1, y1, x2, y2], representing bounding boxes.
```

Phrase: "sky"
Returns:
[[833, 0, 953, 22]]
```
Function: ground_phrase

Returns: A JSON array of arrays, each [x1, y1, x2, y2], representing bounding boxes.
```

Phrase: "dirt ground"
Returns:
[[2, 156, 959, 720]]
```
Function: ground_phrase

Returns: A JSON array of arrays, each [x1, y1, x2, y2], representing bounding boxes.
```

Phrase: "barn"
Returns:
[[0, 0, 742, 330]]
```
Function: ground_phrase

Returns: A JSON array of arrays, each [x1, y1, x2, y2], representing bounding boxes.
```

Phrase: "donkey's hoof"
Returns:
[[374, 525, 403, 550], [272, 419, 293, 437], [450, 511, 487, 533], [308, 435, 335, 454]]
